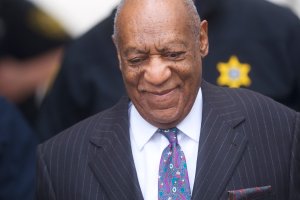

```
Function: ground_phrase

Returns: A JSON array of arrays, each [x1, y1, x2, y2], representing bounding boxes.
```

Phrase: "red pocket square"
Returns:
[[228, 185, 272, 200]]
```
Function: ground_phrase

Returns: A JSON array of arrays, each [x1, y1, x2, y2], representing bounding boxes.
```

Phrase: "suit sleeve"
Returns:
[[289, 112, 300, 200], [36, 146, 56, 200]]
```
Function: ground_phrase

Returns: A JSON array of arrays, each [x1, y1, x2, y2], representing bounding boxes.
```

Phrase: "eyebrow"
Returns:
[[155, 41, 188, 53], [123, 39, 188, 56], [124, 47, 149, 57], [165, 39, 189, 46]]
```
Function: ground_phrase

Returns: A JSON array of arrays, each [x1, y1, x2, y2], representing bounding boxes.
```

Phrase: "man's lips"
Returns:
[[138, 87, 180, 109], [147, 88, 176, 96], [143, 88, 180, 105]]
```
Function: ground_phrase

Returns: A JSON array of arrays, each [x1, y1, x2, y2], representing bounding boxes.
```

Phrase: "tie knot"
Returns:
[[158, 127, 178, 145]]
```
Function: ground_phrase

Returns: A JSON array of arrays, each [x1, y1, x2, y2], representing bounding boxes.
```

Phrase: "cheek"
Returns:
[[121, 67, 141, 90], [177, 62, 202, 99], [178, 60, 201, 82], [189, 54, 202, 79]]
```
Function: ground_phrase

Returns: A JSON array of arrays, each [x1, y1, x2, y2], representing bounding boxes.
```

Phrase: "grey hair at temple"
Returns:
[[112, 0, 201, 44]]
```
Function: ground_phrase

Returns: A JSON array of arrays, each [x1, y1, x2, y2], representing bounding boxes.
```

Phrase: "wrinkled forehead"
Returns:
[[115, 0, 194, 46]]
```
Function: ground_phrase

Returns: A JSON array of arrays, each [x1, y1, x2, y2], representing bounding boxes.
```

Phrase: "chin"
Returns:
[[147, 110, 182, 128]]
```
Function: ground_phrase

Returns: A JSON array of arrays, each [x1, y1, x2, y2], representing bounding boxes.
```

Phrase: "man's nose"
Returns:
[[144, 57, 171, 85]]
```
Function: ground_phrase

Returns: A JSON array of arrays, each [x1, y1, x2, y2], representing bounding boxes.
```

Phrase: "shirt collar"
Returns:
[[129, 88, 203, 151], [177, 88, 202, 143]]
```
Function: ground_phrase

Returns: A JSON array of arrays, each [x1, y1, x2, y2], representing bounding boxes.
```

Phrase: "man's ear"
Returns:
[[112, 35, 122, 70], [199, 20, 209, 57]]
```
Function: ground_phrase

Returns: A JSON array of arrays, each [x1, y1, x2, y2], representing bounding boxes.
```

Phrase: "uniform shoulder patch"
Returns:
[[217, 55, 251, 88]]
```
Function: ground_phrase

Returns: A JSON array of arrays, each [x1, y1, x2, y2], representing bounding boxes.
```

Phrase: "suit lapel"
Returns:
[[192, 81, 248, 200], [88, 97, 144, 200]]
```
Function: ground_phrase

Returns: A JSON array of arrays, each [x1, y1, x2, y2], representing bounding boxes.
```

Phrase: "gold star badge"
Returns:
[[217, 55, 251, 88]]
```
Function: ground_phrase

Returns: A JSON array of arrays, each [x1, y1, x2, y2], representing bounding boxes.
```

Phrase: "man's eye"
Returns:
[[128, 57, 145, 64], [165, 52, 185, 60]]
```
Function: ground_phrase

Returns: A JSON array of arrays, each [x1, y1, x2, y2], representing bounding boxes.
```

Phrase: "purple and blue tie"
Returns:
[[158, 127, 191, 200]]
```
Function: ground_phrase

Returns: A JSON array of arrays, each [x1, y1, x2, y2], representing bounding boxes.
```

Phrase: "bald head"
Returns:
[[113, 0, 201, 46]]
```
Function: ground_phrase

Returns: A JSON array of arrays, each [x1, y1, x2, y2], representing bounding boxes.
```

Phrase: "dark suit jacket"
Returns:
[[37, 81, 300, 200]]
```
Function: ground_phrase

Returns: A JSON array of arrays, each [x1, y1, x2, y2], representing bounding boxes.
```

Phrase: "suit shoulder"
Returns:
[[38, 110, 102, 153], [220, 85, 298, 123]]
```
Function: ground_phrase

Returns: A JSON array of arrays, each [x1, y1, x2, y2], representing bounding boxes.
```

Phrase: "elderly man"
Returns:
[[36, 0, 300, 199], [37, 0, 300, 142]]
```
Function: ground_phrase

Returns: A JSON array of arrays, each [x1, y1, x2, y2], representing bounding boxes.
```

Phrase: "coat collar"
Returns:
[[88, 96, 144, 200]]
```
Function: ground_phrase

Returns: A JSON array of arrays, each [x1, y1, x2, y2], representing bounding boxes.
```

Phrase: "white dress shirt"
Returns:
[[129, 88, 203, 200]]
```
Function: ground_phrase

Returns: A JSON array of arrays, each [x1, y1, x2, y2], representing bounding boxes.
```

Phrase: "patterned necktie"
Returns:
[[158, 127, 191, 200]]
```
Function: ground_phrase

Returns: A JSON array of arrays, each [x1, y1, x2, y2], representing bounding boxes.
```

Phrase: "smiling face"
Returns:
[[114, 0, 208, 128]]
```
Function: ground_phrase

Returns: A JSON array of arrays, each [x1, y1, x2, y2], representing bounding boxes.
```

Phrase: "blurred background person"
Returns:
[[0, 0, 70, 129], [0, 96, 38, 200], [37, 0, 300, 141], [36, 9, 125, 141], [0, 0, 69, 198]]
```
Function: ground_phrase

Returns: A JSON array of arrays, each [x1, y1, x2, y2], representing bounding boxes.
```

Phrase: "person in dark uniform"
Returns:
[[195, 0, 300, 111], [37, 0, 300, 141], [0, 0, 70, 128], [0, 96, 38, 200], [36, 10, 126, 141]]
